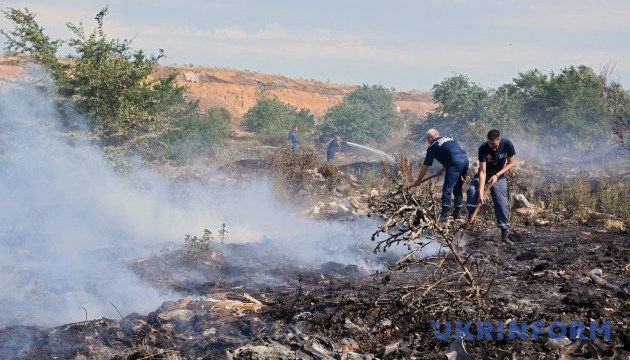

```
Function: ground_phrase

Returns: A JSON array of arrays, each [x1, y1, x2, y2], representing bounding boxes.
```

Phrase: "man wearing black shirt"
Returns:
[[466, 129, 516, 242]]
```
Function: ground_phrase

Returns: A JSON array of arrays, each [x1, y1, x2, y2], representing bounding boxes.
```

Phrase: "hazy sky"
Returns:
[[1, 0, 629, 90]]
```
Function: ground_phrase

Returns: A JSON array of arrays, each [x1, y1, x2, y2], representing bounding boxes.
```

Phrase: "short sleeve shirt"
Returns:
[[424, 136, 468, 167], [288, 130, 298, 143], [478, 138, 516, 177]]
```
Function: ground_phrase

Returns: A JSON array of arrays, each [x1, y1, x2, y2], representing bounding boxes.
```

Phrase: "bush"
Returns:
[[317, 163, 341, 191], [243, 95, 315, 145], [267, 146, 319, 194], [184, 229, 216, 263], [320, 84, 397, 143], [163, 107, 233, 160], [1, 7, 232, 158], [420, 67, 630, 152]]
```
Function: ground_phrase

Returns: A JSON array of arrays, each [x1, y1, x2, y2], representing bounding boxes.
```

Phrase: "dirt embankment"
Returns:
[[0, 55, 436, 128]]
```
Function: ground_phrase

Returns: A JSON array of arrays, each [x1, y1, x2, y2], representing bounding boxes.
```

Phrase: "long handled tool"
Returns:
[[418, 171, 443, 185], [468, 181, 494, 225]]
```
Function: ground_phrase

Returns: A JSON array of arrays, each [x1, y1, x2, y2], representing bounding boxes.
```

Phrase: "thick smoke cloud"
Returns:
[[0, 71, 384, 326]]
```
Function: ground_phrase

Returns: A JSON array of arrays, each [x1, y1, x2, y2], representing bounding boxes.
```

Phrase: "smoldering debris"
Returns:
[[0, 226, 627, 359], [0, 74, 389, 326]]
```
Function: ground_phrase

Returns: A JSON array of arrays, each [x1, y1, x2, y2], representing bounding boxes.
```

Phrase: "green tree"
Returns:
[[1, 7, 231, 158], [163, 107, 233, 160], [431, 75, 490, 123], [243, 94, 315, 145], [320, 84, 396, 143], [421, 66, 629, 151]]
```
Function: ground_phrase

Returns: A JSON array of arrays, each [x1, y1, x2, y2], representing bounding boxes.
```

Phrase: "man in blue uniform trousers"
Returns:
[[288, 125, 299, 153], [326, 135, 346, 162], [466, 129, 516, 242], [410, 129, 469, 222]]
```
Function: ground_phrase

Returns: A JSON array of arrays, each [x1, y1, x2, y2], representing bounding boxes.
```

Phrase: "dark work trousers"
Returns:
[[441, 159, 469, 208], [327, 148, 337, 162], [466, 176, 510, 229]]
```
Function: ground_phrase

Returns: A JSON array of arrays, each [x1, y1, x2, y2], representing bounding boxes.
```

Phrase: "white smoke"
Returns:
[[0, 71, 385, 326]]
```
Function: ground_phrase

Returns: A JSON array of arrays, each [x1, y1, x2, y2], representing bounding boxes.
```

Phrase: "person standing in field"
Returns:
[[466, 129, 516, 242], [288, 125, 299, 153], [410, 129, 469, 222]]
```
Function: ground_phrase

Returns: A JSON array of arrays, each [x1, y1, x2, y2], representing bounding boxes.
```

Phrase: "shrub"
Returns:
[[320, 84, 397, 143], [317, 163, 341, 191], [184, 229, 216, 263], [243, 95, 315, 145], [163, 107, 233, 160], [1, 7, 232, 158], [267, 146, 319, 194]]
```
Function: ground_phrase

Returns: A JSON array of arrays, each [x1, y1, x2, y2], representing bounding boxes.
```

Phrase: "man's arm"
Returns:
[[488, 155, 516, 186], [410, 164, 429, 188], [496, 155, 516, 180], [478, 161, 487, 205]]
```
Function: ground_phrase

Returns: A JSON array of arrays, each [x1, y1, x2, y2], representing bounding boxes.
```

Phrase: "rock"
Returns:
[[303, 339, 335, 359], [310, 202, 325, 215], [157, 309, 195, 323], [383, 342, 400, 356], [534, 219, 550, 226], [545, 336, 572, 350], [446, 339, 473, 360], [370, 189, 379, 197], [513, 194, 532, 209], [515, 208, 537, 217], [230, 342, 299, 360], [589, 211, 616, 220], [183, 71, 200, 83], [338, 203, 349, 212], [602, 219, 625, 231], [160, 298, 192, 311], [350, 197, 363, 210]]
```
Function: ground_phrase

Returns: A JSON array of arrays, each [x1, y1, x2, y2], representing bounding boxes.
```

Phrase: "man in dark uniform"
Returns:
[[410, 129, 469, 222], [288, 125, 299, 153], [466, 129, 516, 242], [326, 135, 346, 162]]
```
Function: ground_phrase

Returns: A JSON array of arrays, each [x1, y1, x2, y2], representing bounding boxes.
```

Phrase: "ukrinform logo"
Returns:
[[429, 320, 610, 341]]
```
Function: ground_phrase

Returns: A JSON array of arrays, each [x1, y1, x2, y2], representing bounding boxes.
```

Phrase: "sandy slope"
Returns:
[[0, 55, 435, 128]]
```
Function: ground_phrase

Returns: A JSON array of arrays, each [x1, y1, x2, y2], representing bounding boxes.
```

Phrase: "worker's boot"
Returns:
[[452, 206, 462, 221], [438, 206, 450, 222], [500, 228, 513, 244]]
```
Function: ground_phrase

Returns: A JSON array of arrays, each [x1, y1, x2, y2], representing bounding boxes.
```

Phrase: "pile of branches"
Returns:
[[368, 183, 495, 319]]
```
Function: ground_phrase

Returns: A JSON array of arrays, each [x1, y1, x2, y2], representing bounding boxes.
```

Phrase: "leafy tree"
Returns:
[[431, 75, 490, 123], [421, 66, 629, 151], [1, 7, 231, 158], [243, 94, 315, 145], [320, 84, 396, 143], [163, 107, 233, 160]]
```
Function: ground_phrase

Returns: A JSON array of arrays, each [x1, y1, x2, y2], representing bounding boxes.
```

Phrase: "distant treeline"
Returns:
[[419, 67, 630, 152], [3, 6, 628, 160]]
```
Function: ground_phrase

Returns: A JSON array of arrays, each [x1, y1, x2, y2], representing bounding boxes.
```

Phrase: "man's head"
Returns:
[[335, 135, 341, 141], [425, 128, 439, 144], [487, 129, 501, 150], [293, 125, 298, 132]]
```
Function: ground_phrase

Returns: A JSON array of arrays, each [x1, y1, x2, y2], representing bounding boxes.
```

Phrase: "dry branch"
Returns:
[[369, 183, 494, 318]]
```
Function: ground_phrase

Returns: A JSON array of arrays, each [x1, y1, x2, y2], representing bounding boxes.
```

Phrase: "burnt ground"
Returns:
[[0, 225, 627, 359]]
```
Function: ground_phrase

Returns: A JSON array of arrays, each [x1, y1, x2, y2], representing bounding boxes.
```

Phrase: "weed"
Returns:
[[184, 229, 216, 263]]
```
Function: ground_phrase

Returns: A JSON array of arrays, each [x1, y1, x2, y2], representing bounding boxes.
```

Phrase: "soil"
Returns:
[[1, 224, 626, 359]]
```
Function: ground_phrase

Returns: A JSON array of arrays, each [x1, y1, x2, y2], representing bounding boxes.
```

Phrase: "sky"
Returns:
[[1, 0, 629, 91]]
